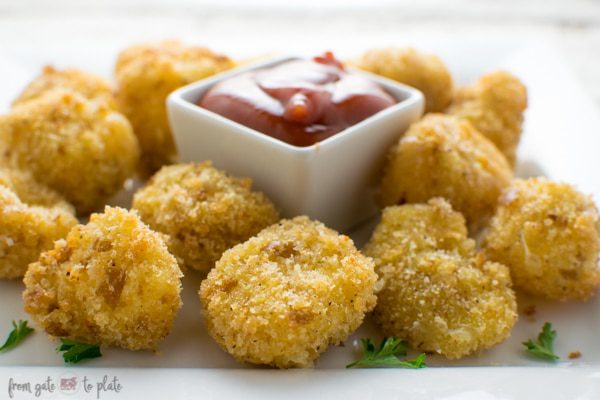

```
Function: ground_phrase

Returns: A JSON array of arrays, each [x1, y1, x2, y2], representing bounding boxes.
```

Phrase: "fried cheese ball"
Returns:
[[448, 71, 528, 166], [482, 178, 600, 301], [132, 162, 279, 272], [1, 89, 140, 215], [12, 65, 116, 109], [0, 166, 74, 211], [379, 113, 512, 231], [0, 168, 77, 279], [363, 198, 517, 359], [23, 206, 182, 350], [115, 40, 235, 174], [353, 48, 453, 112], [200, 216, 377, 368]]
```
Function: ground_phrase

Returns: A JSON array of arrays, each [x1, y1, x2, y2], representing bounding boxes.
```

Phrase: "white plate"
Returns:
[[1, 38, 600, 399]]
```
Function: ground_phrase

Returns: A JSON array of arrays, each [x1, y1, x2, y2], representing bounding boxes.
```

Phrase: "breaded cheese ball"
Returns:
[[1, 89, 139, 215], [115, 40, 235, 174], [353, 48, 453, 112], [482, 178, 600, 301], [132, 162, 279, 272], [0, 168, 77, 279], [448, 71, 527, 166], [363, 198, 517, 359], [0, 166, 74, 211], [12, 65, 116, 109], [379, 113, 512, 231], [23, 206, 182, 350], [200, 216, 377, 368]]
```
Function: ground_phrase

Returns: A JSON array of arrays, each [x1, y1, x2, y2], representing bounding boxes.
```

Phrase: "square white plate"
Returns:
[[0, 38, 599, 399]]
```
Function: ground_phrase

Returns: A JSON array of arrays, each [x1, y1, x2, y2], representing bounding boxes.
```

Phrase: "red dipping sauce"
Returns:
[[197, 52, 397, 147]]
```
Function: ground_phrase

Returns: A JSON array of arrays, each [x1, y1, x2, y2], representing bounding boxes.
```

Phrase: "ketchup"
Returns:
[[197, 52, 397, 147]]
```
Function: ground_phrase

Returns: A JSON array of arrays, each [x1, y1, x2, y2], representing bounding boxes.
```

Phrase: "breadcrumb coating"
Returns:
[[132, 162, 279, 272], [448, 71, 527, 166], [364, 198, 517, 359], [23, 206, 182, 351], [0, 166, 74, 211], [200, 216, 377, 368], [115, 40, 235, 174], [352, 48, 453, 112], [0, 168, 77, 279], [0, 89, 140, 215], [379, 113, 512, 231], [12, 65, 116, 109], [482, 178, 600, 301]]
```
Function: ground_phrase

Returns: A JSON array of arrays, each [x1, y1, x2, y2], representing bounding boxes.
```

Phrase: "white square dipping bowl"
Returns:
[[167, 56, 424, 231]]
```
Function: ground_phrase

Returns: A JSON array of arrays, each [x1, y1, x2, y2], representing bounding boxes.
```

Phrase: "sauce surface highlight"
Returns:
[[197, 52, 397, 147]]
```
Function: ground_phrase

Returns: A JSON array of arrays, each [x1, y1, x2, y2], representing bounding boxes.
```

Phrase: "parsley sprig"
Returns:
[[57, 339, 102, 364], [523, 322, 559, 361], [0, 320, 34, 353], [346, 337, 427, 369]]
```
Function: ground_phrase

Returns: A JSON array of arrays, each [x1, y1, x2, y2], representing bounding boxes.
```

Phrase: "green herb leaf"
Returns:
[[399, 353, 427, 368], [346, 337, 427, 369], [57, 339, 101, 364], [0, 320, 34, 353], [523, 322, 559, 361]]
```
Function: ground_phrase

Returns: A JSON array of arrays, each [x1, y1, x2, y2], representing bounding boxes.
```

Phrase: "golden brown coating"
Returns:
[[0, 168, 77, 279], [200, 216, 377, 368], [352, 48, 453, 112], [363, 198, 517, 360], [23, 206, 182, 351], [448, 71, 527, 166], [482, 178, 600, 301], [379, 113, 512, 231], [115, 40, 235, 174], [132, 162, 279, 272], [0, 166, 74, 211], [1, 89, 139, 215], [12, 66, 116, 109]]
